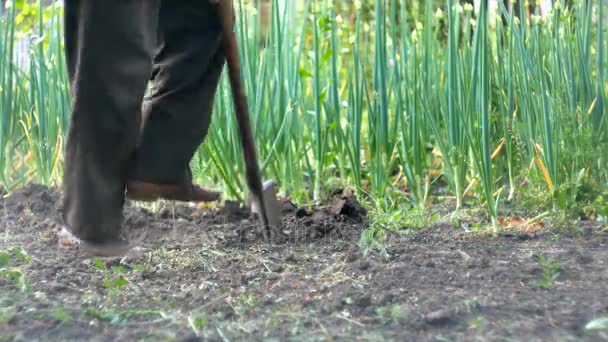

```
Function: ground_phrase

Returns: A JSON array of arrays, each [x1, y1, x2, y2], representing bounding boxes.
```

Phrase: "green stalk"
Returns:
[[312, 10, 324, 201], [396, 0, 427, 207], [0, 4, 17, 186], [446, 0, 467, 209]]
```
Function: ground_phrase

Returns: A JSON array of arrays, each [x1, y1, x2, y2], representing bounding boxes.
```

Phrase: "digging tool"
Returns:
[[213, 0, 283, 240]]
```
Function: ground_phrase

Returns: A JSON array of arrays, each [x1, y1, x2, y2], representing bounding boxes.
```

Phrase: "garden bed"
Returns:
[[1, 184, 607, 341]]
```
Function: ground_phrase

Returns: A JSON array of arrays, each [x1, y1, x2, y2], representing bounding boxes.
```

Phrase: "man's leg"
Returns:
[[61, 0, 160, 253], [126, 0, 226, 200]]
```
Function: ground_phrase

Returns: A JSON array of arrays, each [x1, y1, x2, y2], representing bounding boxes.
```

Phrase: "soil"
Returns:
[[1, 183, 607, 341]]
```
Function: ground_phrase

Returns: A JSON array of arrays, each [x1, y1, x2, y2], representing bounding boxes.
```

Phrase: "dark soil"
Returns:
[[1, 183, 607, 341]]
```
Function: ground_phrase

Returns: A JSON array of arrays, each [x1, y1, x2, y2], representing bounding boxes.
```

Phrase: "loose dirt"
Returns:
[[1, 183, 607, 341]]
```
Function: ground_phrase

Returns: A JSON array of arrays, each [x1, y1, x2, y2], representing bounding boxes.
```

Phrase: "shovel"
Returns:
[[214, 0, 283, 240]]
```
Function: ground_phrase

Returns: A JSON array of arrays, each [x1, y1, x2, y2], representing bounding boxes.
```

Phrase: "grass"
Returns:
[[0, 0, 607, 232]]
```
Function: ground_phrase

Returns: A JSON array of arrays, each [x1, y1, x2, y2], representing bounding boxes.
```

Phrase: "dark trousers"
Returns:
[[61, 0, 225, 243]]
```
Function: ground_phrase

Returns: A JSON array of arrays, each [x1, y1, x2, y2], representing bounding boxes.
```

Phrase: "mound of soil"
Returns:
[[1, 183, 607, 341], [0, 183, 367, 249]]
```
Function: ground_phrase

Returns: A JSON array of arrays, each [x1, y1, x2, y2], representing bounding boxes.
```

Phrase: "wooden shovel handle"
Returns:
[[214, 1, 273, 235]]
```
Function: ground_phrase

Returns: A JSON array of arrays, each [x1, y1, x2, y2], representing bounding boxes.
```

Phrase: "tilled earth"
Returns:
[[0, 183, 607, 341]]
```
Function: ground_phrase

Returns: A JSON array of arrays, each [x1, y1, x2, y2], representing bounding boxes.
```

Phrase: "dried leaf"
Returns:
[[498, 216, 544, 233]]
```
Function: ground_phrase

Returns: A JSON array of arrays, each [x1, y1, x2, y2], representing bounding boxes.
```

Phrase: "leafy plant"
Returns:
[[376, 305, 407, 324], [359, 224, 387, 257], [188, 314, 209, 337], [50, 305, 72, 324], [0, 246, 30, 292], [532, 252, 561, 289], [91, 258, 136, 299]]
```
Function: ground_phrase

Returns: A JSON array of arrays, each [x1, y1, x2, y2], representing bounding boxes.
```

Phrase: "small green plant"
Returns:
[[360, 193, 439, 256], [376, 305, 406, 324], [334, 240, 348, 251], [0, 246, 30, 292], [50, 305, 72, 324], [91, 258, 134, 299], [583, 193, 608, 225], [467, 316, 486, 329], [239, 293, 258, 307], [533, 253, 561, 289], [188, 314, 209, 337], [362, 189, 414, 231], [545, 209, 581, 234], [359, 225, 387, 257], [226, 293, 260, 316]]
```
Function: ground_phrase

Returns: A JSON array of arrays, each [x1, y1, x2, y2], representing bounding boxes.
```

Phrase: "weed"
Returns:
[[334, 240, 348, 252], [376, 305, 407, 324], [450, 212, 462, 229], [359, 225, 387, 258], [545, 209, 582, 234], [467, 316, 486, 329], [360, 194, 441, 256], [532, 253, 561, 289], [91, 258, 139, 299], [0, 251, 7, 267], [239, 294, 258, 307], [9, 246, 29, 262], [363, 192, 414, 232], [188, 314, 210, 337], [583, 193, 608, 225], [50, 305, 72, 324], [0, 246, 30, 292]]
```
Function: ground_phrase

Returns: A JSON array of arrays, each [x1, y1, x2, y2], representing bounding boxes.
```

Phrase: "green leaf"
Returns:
[[324, 152, 334, 166], [111, 266, 126, 275], [298, 68, 313, 78], [92, 258, 105, 270], [114, 276, 128, 288], [321, 48, 333, 65], [328, 122, 338, 132], [101, 279, 113, 289], [0, 268, 21, 280], [12, 0, 27, 10], [317, 15, 334, 32], [11, 246, 28, 262], [50, 306, 72, 324], [0, 252, 9, 267], [193, 317, 208, 328]]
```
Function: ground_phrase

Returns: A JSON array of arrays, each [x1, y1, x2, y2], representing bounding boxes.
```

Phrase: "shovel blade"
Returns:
[[250, 180, 282, 232]]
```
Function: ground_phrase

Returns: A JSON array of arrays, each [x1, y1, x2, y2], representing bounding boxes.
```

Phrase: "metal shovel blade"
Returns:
[[250, 180, 282, 233]]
